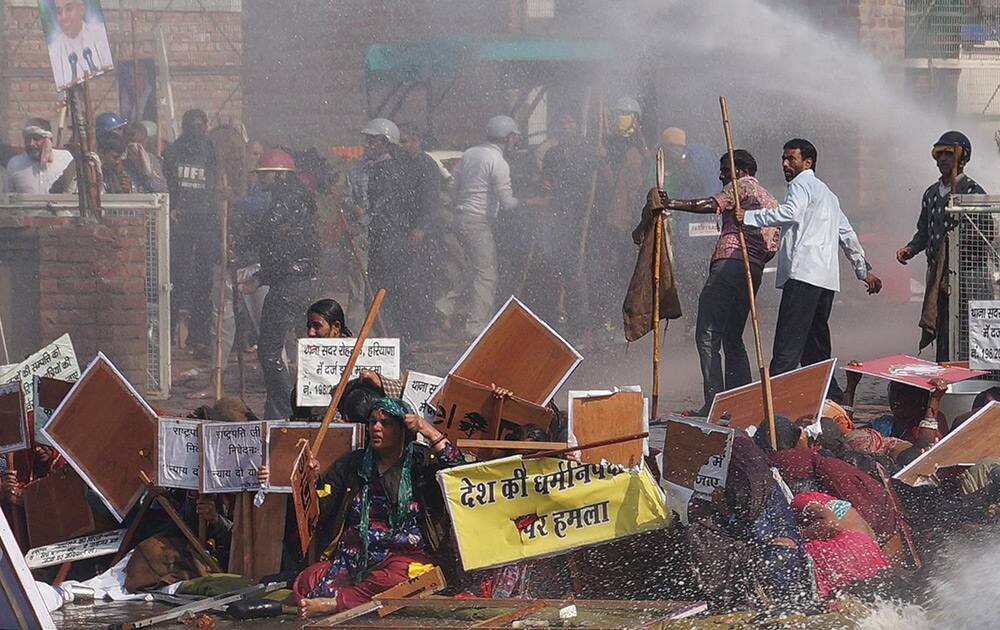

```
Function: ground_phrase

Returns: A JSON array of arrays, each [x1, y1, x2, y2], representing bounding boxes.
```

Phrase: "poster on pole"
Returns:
[[157, 418, 201, 490], [296, 338, 401, 407], [969, 301, 1000, 369], [199, 421, 265, 494], [38, 0, 114, 92], [0, 333, 79, 417], [402, 371, 443, 419]]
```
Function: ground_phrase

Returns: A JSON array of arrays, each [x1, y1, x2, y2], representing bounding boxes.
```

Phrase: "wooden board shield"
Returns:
[[895, 402, 1000, 486], [706, 359, 835, 433], [661, 417, 734, 499], [41, 353, 157, 522], [568, 390, 646, 467], [267, 422, 360, 492], [0, 382, 29, 455], [437, 297, 582, 407], [428, 375, 552, 448], [290, 440, 320, 555], [21, 467, 97, 548]]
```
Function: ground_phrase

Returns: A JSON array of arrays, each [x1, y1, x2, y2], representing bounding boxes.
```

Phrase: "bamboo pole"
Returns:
[[130, 10, 140, 122], [651, 147, 665, 421], [313, 288, 385, 453], [230, 263, 246, 401], [213, 173, 229, 401], [719, 96, 776, 450], [576, 96, 604, 279]]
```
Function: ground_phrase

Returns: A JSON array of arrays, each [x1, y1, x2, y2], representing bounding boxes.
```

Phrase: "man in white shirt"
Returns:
[[46, 0, 114, 91], [5, 118, 74, 194], [736, 138, 881, 401]]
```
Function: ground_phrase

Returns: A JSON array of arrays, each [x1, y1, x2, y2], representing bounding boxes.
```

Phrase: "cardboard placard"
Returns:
[[21, 466, 97, 548], [429, 375, 552, 448], [32, 376, 76, 446], [707, 359, 836, 433], [0, 382, 29, 455], [41, 353, 156, 522], [157, 418, 201, 490], [0, 334, 79, 417], [661, 417, 734, 499], [402, 371, 443, 419], [199, 421, 266, 494], [843, 354, 986, 390], [437, 297, 582, 407], [438, 456, 670, 571], [266, 422, 360, 493], [0, 507, 56, 629], [25, 529, 125, 570], [296, 338, 401, 407], [895, 402, 1000, 486], [290, 441, 319, 555], [568, 389, 647, 467]]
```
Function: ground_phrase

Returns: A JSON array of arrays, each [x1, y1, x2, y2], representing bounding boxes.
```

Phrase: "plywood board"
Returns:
[[0, 382, 29, 454], [33, 376, 75, 446], [843, 354, 986, 390], [895, 402, 1000, 486], [21, 466, 97, 548], [437, 297, 582, 407], [568, 390, 646, 467], [228, 494, 286, 581], [267, 422, 360, 492], [707, 359, 835, 432], [41, 353, 157, 522], [661, 417, 733, 499], [429, 375, 552, 448]]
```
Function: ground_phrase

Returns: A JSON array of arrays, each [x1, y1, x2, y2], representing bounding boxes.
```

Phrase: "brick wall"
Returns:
[[0, 3, 242, 145]]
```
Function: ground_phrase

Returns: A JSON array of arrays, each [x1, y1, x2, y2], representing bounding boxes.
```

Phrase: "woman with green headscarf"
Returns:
[[293, 397, 463, 618]]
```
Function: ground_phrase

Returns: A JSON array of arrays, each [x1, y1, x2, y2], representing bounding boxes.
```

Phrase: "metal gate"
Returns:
[[947, 194, 1000, 365], [0, 193, 171, 398]]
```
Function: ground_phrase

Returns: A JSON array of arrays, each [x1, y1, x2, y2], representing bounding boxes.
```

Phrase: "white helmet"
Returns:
[[486, 115, 520, 140], [611, 96, 642, 116], [361, 118, 400, 145]]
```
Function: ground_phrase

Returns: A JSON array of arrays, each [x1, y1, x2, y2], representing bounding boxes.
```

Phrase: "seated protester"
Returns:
[[293, 398, 464, 617], [843, 362, 947, 444], [789, 492, 890, 599], [756, 417, 897, 544], [686, 435, 812, 612], [843, 427, 912, 462], [949, 386, 1000, 434]]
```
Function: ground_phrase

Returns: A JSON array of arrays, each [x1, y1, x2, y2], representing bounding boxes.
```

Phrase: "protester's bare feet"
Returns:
[[298, 597, 338, 618]]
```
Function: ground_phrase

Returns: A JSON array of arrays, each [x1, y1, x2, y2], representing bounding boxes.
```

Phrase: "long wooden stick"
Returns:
[[230, 262, 246, 400], [213, 173, 229, 401], [313, 288, 385, 453], [651, 147, 665, 422], [719, 96, 776, 450], [576, 96, 605, 279], [523, 432, 648, 461]]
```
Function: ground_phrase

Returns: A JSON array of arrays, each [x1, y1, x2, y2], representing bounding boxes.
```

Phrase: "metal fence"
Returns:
[[907, 0, 1000, 58], [0, 194, 171, 399], [947, 195, 1000, 367]]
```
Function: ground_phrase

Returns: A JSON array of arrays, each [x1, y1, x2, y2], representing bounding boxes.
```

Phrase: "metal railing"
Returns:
[[907, 0, 1000, 58]]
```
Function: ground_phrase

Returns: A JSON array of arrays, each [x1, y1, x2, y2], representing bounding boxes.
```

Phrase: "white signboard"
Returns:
[[970, 300, 1000, 369], [25, 529, 126, 570], [296, 338, 401, 407], [402, 371, 443, 419], [157, 418, 201, 490], [0, 334, 79, 416], [200, 421, 265, 494]]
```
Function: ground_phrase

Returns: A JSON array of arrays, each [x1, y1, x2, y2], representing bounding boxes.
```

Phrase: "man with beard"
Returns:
[[736, 139, 881, 402], [164, 109, 218, 354], [241, 149, 318, 419], [5, 118, 73, 193]]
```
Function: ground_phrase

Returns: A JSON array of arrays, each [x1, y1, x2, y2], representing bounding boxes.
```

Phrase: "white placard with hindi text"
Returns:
[[402, 371, 443, 419], [296, 338, 401, 407], [157, 418, 201, 490], [26, 529, 126, 570], [200, 421, 265, 494], [0, 334, 79, 416], [970, 300, 1000, 369]]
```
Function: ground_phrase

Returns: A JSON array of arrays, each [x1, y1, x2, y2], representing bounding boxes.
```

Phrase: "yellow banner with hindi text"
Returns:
[[437, 456, 670, 570]]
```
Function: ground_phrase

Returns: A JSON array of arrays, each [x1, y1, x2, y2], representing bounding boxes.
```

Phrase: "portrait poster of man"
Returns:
[[39, 0, 114, 92], [118, 58, 158, 124]]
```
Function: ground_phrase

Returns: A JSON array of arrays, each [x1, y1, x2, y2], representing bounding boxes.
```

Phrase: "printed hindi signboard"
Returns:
[[157, 418, 201, 490], [296, 338, 401, 407], [0, 334, 79, 417], [25, 529, 126, 570], [842, 354, 986, 390], [661, 417, 733, 500], [969, 301, 1000, 369], [199, 422, 265, 494], [438, 456, 670, 571], [402, 371, 443, 419]]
